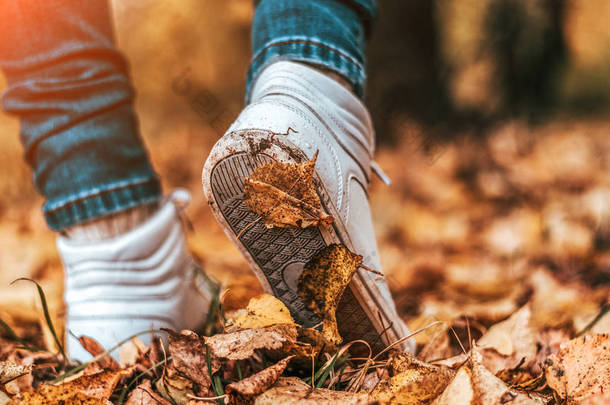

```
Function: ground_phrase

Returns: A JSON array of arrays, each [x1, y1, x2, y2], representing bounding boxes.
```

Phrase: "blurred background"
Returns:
[[0, 0, 608, 348]]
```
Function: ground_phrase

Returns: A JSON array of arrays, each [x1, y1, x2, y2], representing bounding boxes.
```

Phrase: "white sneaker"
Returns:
[[57, 190, 215, 361], [202, 61, 414, 353]]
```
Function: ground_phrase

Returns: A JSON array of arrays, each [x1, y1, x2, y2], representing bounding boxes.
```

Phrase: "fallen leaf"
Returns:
[[9, 387, 104, 405], [120, 337, 148, 367], [298, 244, 363, 344], [78, 335, 120, 370], [205, 324, 298, 360], [243, 152, 333, 228], [226, 356, 293, 404], [9, 369, 125, 405], [125, 379, 172, 405], [254, 377, 371, 404], [165, 329, 220, 395], [371, 351, 455, 404], [477, 305, 537, 373], [432, 348, 543, 405], [545, 333, 610, 402], [0, 361, 31, 384], [233, 294, 295, 329]]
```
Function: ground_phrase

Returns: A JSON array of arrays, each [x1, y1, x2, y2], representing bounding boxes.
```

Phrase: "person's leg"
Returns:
[[247, 0, 376, 100], [0, 0, 213, 360], [203, 0, 414, 353], [0, 0, 159, 229]]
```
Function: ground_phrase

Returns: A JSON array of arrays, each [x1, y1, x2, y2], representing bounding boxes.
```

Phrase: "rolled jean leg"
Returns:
[[248, 0, 377, 101], [0, 0, 161, 231]]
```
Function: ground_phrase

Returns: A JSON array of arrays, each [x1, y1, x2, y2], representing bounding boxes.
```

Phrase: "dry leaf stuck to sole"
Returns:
[[243, 151, 333, 229], [297, 243, 363, 344]]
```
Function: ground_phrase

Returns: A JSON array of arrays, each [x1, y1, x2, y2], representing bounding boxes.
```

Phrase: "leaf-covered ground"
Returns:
[[0, 120, 609, 404]]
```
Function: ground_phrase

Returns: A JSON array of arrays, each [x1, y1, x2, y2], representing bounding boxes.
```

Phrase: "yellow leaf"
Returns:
[[9, 370, 125, 405], [371, 351, 455, 405], [297, 244, 363, 344], [234, 294, 295, 329]]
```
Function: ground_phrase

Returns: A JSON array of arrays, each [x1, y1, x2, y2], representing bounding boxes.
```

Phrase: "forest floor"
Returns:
[[0, 118, 608, 404]]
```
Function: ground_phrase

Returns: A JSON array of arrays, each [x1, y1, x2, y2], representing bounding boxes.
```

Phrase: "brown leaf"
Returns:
[[226, 356, 293, 405], [298, 244, 363, 344], [78, 335, 120, 370], [205, 324, 297, 360], [545, 333, 610, 402], [125, 379, 172, 405], [233, 294, 296, 329], [0, 361, 31, 384], [10, 369, 125, 405], [371, 351, 455, 405], [432, 348, 543, 405], [254, 377, 371, 405], [243, 152, 333, 229], [165, 329, 220, 394], [477, 305, 537, 374]]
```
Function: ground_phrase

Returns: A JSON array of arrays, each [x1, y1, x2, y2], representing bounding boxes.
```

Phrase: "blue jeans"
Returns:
[[0, 0, 376, 231]]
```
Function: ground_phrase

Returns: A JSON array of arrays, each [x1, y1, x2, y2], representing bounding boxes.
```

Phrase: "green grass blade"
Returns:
[[12, 278, 66, 362]]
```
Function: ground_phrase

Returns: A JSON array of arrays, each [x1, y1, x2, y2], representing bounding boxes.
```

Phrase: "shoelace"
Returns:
[[370, 161, 392, 186]]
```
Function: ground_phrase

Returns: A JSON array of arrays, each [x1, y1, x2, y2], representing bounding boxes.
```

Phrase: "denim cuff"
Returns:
[[247, 38, 366, 100], [248, 0, 369, 100], [44, 177, 161, 231]]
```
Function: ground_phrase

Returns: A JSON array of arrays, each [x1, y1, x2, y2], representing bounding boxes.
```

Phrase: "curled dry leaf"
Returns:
[[205, 324, 298, 360], [476, 304, 537, 374], [165, 329, 220, 395], [125, 379, 172, 405], [0, 361, 31, 384], [371, 351, 455, 405], [432, 348, 543, 405], [545, 333, 610, 403], [233, 294, 295, 329], [9, 369, 126, 405], [254, 377, 371, 405], [226, 356, 294, 405], [298, 244, 363, 344], [78, 335, 120, 370], [243, 152, 333, 229]]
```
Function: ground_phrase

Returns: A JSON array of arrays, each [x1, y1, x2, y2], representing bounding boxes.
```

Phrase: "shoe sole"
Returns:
[[203, 130, 398, 354]]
